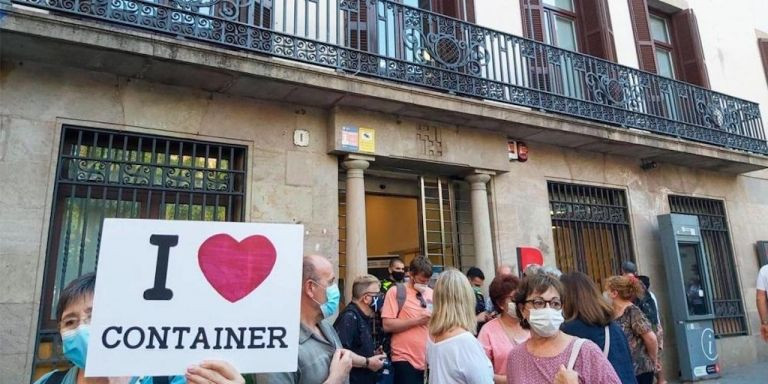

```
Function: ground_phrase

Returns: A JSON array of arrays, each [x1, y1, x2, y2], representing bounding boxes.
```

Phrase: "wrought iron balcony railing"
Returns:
[[11, 0, 768, 154]]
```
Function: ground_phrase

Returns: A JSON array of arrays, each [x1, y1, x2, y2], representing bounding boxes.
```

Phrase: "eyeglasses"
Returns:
[[59, 314, 91, 332], [415, 292, 427, 308], [525, 298, 562, 310]]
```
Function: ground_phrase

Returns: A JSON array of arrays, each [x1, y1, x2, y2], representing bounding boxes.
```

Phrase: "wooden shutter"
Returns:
[[627, 0, 657, 72], [348, 0, 370, 51], [760, 39, 768, 87], [464, 0, 476, 23], [520, 0, 545, 42], [671, 9, 710, 88], [577, 0, 616, 61], [253, 2, 272, 28]]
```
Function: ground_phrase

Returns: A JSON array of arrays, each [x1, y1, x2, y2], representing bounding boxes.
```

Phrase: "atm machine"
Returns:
[[657, 214, 719, 381]]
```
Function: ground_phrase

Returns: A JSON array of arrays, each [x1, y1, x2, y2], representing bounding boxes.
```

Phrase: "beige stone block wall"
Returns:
[[0, 60, 339, 382], [492, 141, 768, 372], [328, 107, 510, 172]]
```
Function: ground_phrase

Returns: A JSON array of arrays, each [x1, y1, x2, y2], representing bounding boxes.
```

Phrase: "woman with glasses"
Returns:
[[560, 272, 637, 384], [604, 276, 659, 384], [506, 272, 620, 384], [425, 269, 493, 383], [33, 273, 187, 384], [333, 274, 388, 384], [477, 274, 530, 384]]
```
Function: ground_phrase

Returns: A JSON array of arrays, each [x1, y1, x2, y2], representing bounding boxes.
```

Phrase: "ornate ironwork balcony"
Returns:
[[10, 0, 768, 154]]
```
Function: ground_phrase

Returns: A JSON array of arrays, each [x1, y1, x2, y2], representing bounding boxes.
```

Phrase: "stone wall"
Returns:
[[0, 60, 340, 383], [492, 141, 768, 372], [2, 54, 767, 383]]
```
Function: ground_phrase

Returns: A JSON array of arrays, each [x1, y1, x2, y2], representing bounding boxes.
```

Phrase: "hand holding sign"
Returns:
[[186, 361, 245, 384], [325, 349, 353, 384], [86, 219, 303, 377]]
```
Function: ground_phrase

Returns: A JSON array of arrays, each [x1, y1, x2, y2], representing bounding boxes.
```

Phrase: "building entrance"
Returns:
[[365, 194, 420, 280], [339, 170, 481, 293]]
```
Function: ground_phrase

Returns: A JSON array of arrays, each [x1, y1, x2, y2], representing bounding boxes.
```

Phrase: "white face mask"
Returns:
[[506, 301, 518, 319], [413, 283, 428, 293], [528, 307, 564, 337]]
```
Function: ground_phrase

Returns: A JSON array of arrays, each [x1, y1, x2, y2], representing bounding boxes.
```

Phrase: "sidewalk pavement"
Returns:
[[668, 361, 765, 384]]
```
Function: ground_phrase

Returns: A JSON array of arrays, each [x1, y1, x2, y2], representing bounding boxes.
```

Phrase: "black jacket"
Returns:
[[333, 302, 377, 384]]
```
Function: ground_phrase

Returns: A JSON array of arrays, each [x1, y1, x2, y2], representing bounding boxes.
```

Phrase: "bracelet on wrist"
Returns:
[[364, 357, 369, 368]]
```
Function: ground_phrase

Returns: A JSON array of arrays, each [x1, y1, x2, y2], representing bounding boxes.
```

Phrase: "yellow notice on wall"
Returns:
[[359, 127, 375, 153]]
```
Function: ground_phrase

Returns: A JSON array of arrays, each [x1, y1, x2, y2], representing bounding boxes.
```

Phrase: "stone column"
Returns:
[[342, 155, 373, 302], [465, 173, 495, 289]]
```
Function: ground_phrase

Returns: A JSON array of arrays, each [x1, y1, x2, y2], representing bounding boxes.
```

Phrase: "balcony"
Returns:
[[5, 0, 768, 155]]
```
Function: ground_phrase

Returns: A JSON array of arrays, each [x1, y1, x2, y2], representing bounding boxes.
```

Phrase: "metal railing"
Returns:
[[10, 0, 768, 154]]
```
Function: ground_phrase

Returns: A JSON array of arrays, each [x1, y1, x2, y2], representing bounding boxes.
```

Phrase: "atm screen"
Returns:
[[679, 243, 711, 316]]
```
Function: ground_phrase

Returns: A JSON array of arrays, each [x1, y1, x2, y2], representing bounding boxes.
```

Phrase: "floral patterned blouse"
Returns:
[[616, 304, 654, 375]]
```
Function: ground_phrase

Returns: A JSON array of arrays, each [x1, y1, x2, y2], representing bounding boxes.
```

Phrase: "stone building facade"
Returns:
[[1, 0, 768, 382]]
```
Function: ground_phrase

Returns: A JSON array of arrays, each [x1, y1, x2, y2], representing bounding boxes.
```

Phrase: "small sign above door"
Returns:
[[341, 125, 375, 154]]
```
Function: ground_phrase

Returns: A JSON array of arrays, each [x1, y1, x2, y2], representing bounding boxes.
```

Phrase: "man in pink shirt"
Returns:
[[381, 256, 433, 384]]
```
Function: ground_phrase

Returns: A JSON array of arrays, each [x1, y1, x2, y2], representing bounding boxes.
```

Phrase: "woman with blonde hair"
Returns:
[[426, 268, 494, 383], [604, 275, 659, 384]]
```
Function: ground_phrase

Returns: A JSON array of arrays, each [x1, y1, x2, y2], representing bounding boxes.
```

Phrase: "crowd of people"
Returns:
[[37, 255, 768, 384]]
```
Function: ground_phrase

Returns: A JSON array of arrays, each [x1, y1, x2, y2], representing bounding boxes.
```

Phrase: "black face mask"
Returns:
[[391, 271, 405, 282], [369, 294, 381, 312]]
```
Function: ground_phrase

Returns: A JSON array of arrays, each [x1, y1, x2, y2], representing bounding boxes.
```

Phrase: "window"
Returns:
[[627, 1, 710, 88], [34, 126, 247, 374], [759, 38, 768, 86], [521, 0, 616, 60], [650, 14, 675, 78], [351, 0, 476, 54], [548, 182, 635, 286], [542, 0, 578, 50], [668, 196, 747, 337]]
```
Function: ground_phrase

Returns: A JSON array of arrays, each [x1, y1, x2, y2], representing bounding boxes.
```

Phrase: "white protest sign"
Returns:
[[86, 219, 303, 377]]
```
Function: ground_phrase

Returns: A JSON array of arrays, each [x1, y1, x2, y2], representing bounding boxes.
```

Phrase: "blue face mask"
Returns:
[[312, 281, 340, 318], [62, 324, 90, 369]]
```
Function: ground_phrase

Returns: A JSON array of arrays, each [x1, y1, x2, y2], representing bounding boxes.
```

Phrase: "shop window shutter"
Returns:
[[671, 9, 710, 88], [577, 0, 617, 61], [627, 0, 657, 72], [758, 39, 768, 86], [521, 0, 545, 42]]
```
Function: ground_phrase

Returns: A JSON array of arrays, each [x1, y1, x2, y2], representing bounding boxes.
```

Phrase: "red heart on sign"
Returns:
[[198, 234, 277, 303]]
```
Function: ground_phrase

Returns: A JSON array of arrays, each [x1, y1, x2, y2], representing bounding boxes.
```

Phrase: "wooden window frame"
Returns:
[[649, 11, 679, 79], [758, 38, 768, 87], [542, 1, 581, 51]]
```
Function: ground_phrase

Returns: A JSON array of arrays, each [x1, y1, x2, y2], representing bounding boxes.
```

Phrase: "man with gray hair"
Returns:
[[254, 255, 374, 384], [334, 275, 387, 384]]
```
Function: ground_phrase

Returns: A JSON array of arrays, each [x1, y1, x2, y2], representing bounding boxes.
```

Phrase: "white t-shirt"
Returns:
[[757, 265, 768, 292], [426, 331, 494, 384]]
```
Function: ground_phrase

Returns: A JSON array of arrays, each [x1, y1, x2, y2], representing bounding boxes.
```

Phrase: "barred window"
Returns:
[[35, 126, 246, 374], [548, 181, 635, 285], [668, 196, 746, 337]]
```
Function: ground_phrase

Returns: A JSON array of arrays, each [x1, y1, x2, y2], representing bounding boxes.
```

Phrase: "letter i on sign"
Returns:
[[144, 235, 179, 300]]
